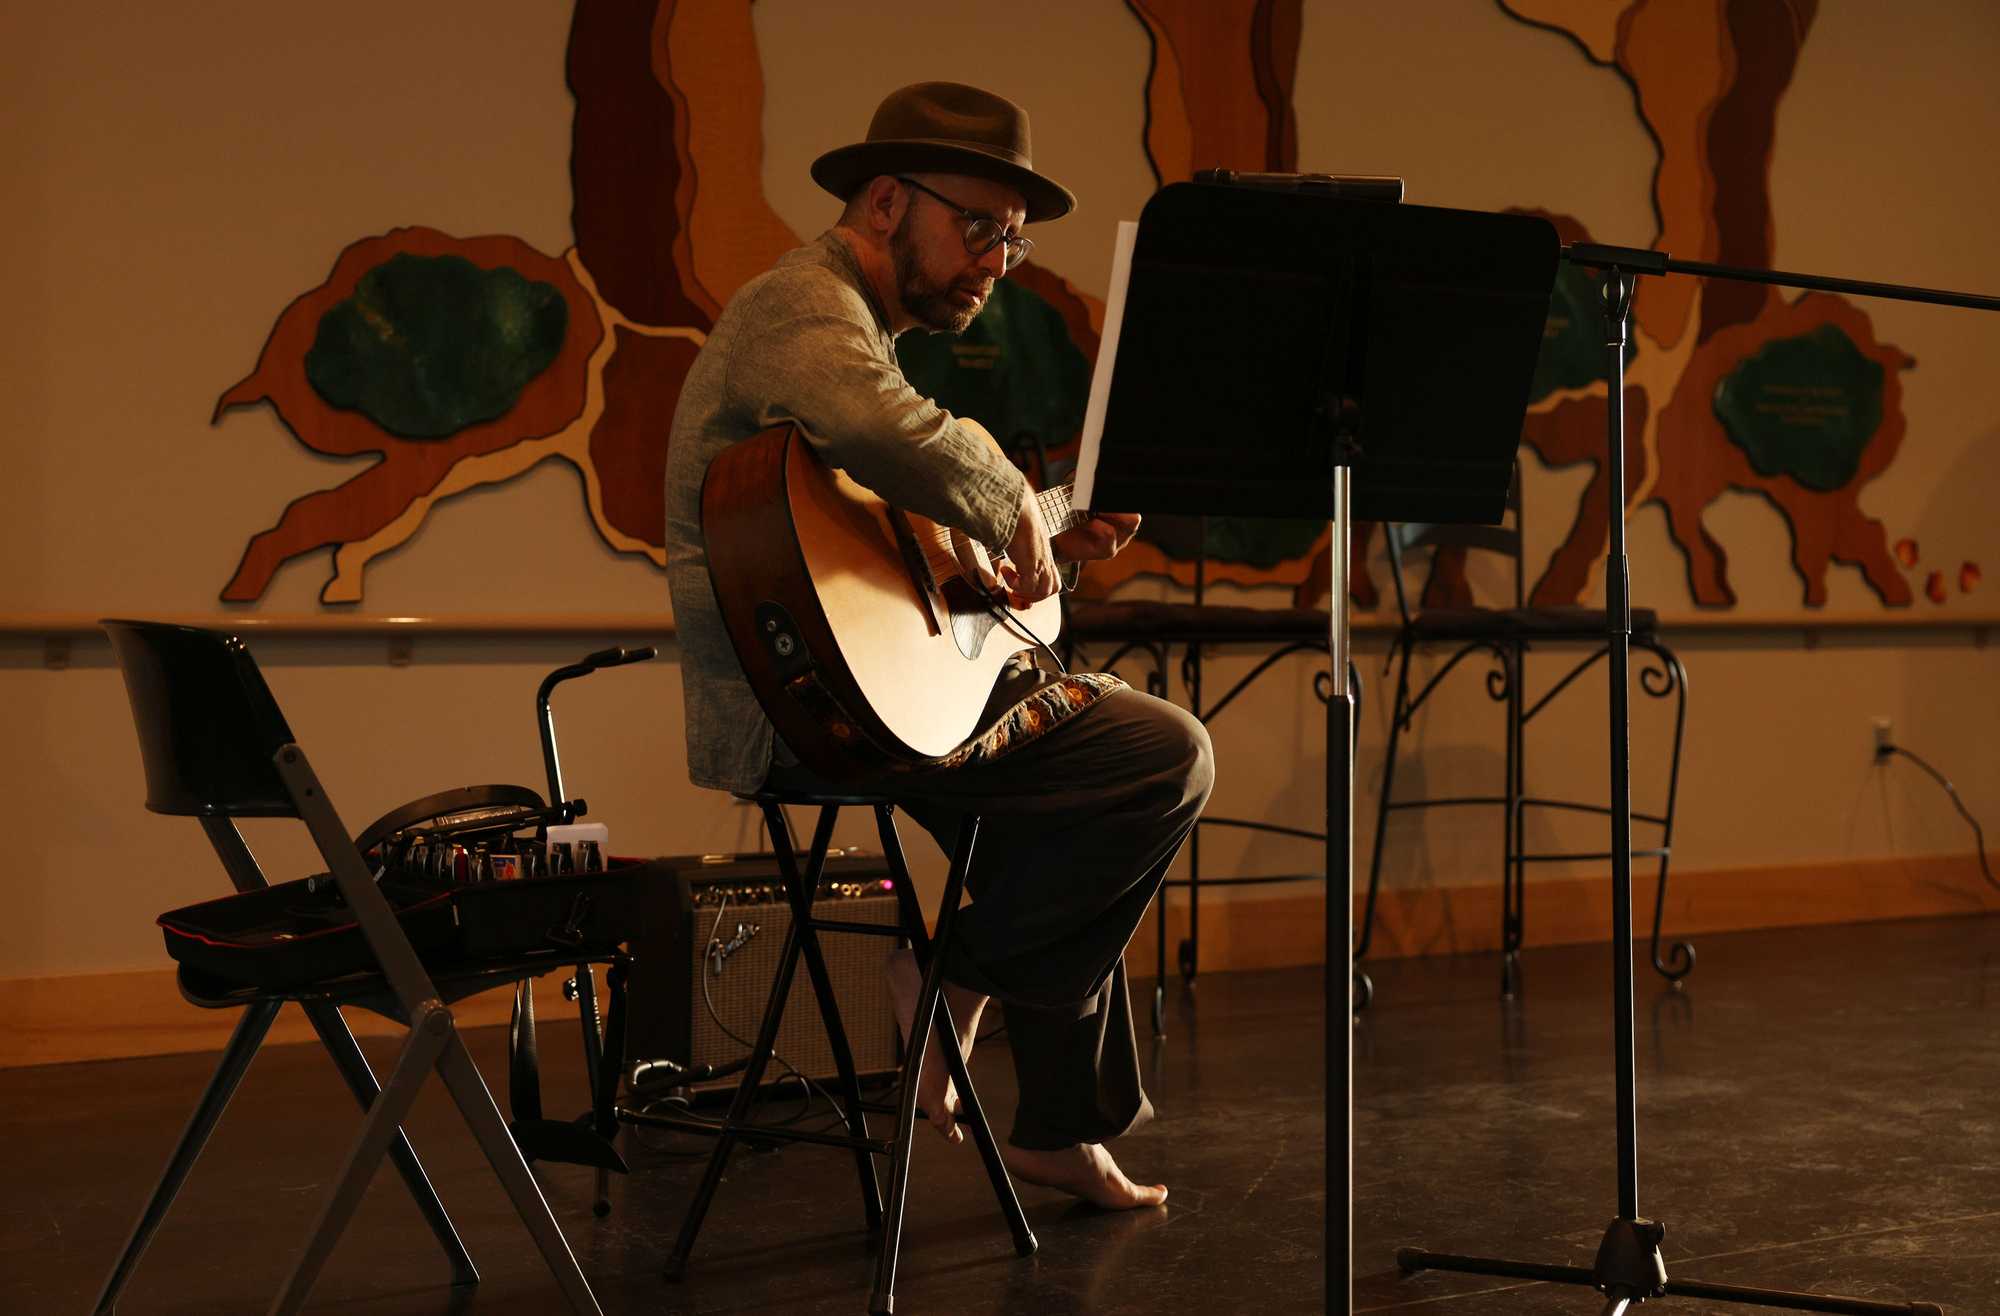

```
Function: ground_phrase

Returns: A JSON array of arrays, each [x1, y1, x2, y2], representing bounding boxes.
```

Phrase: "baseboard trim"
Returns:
[[5, 853, 1994, 1068], [0, 968, 565, 1069], [1130, 851, 2000, 975]]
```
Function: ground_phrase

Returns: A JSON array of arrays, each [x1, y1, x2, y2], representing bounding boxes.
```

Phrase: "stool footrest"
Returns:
[[805, 918, 906, 938], [726, 1125, 894, 1157], [621, 1105, 894, 1157]]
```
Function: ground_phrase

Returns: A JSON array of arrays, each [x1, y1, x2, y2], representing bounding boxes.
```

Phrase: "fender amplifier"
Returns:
[[626, 850, 903, 1096]]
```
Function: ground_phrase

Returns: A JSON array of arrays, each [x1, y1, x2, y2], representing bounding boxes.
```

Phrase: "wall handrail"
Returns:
[[3, 608, 1995, 642], [1, 614, 680, 639]]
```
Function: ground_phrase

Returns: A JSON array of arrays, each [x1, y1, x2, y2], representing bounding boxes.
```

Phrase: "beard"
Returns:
[[892, 210, 990, 334]]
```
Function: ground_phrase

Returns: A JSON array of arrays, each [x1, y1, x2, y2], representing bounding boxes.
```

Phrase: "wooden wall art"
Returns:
[[1500, 0, 1920, 611], [215, 0, 1945, 613]]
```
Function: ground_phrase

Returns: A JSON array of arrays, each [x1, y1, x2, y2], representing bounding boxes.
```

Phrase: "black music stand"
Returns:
[[1085, 179, 1559, 1312]]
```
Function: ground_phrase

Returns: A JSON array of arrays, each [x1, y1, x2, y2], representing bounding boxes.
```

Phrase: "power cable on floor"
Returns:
[[1878, 742, 1997, 893]]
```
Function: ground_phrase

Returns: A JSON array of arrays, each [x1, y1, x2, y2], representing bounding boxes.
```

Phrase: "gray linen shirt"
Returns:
[[664, 231, 1030, 794]]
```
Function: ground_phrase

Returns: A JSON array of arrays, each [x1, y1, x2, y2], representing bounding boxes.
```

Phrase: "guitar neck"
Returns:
[[906, 480, 1088, 591], [1035, 481, 1085, 541]]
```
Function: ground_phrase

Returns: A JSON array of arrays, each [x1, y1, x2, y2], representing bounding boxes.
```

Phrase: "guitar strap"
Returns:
[[930, 669, 1127, 772]]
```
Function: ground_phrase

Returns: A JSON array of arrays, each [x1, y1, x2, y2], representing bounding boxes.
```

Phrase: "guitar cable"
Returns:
[[623, 897, 838, 1144], [972, 528, 1080, 672], [698, 895, 846, 1125], [979, 554, 1070, 675]]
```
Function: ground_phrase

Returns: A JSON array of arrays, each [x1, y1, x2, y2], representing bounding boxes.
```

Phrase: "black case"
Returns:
[[157, 877, 458, 990], [157, 862, 639, 991]]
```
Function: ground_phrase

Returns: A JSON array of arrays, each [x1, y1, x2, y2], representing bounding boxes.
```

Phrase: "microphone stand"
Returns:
[[1393, 244, 1999, 1314]]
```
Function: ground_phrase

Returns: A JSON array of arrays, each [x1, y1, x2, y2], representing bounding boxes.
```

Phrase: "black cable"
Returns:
[[979, 586, 1069, 676], [645, 897, 975, 1151], [1879, 744, 1998, 893], [624, 1094, 727, 1160], [633, 891, 930, 1154], [700, 895, 844, 1127], [698, 965, 813, 1130]]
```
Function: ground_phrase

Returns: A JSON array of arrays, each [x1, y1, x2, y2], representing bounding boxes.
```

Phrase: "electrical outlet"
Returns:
[[1872, 716, 1894, 758]]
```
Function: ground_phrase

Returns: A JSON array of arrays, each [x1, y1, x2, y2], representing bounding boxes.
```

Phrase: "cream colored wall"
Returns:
[[2, 2, 1995, 990]]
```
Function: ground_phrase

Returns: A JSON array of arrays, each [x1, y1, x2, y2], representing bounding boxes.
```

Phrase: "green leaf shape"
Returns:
[[1528, 263, 1635, 402], [1713, 324, 1884, 493], [305, 253, 569, 439], [897, 278, 1091, 458], [901, 280, 1330, 572], [1141, 514, 1326, 571], [899, 280, 1326, 571]]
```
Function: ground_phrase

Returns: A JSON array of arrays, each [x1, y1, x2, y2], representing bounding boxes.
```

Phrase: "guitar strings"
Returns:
[[903, 479, 1082, 676], [914, 484, 1082, 584]]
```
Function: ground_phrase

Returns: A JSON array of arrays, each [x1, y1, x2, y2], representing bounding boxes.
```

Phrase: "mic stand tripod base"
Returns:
[[1397, 1238, 1942, 1316], [1594, 1216, 1667, 1303]]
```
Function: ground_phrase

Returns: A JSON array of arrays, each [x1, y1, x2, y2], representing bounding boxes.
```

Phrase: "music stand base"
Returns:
[[1397, 1227, 1944, 1315]]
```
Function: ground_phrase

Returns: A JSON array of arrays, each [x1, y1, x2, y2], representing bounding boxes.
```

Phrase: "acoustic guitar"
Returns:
[[701, 420, 1084, 781]]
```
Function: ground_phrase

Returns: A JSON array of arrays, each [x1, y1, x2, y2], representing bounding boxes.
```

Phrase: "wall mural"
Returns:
[[215, 0, 1966, 613], [1500, 0, 1925, 611]]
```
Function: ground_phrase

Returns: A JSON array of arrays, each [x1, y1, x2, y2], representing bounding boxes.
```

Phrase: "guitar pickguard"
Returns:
[[938, 578, 1006, 660]]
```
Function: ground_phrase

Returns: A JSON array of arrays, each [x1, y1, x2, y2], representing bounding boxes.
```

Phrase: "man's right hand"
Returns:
[[998, 485, 1061, 607]]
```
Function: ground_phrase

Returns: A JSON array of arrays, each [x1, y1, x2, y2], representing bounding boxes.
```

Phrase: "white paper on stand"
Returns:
[[1070, 220, 1139, 512]]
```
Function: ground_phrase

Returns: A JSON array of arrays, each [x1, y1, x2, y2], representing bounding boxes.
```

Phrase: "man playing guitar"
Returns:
[[664, 81, 1213, 1210]]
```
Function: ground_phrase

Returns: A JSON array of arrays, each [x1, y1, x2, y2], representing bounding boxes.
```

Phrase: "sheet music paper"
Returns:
[[1070, 220, 1138, 511]]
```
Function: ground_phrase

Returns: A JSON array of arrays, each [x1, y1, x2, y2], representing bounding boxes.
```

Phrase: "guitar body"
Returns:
[[702, 423, 1062, 781]]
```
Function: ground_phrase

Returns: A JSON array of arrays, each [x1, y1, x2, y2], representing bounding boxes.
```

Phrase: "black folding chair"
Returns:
[[92, 619, 603, 1316]]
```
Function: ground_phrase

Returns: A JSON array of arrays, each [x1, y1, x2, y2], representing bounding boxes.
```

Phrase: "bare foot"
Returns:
[[1002, 1142, 1168, 1210], [885, 949, 986, 1145]]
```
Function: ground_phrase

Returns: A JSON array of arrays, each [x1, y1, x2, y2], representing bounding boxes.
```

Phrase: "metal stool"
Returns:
[[663, 788, 1036, 1314]]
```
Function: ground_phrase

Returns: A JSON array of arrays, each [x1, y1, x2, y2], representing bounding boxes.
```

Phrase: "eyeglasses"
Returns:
[[896, 176, 1034, 271]]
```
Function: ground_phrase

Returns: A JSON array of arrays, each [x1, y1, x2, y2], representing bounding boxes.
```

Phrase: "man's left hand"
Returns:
[[1052, 512, 1143, 564]]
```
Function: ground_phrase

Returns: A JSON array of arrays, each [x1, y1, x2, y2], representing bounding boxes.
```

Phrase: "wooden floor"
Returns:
[[5, 913, 1997, 1314]]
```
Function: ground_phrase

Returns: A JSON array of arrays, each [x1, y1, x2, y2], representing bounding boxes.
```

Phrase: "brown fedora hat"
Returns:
[[811, 82, 1076, 223]]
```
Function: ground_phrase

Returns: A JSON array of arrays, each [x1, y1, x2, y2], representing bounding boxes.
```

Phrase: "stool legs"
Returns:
[[670, 800, 1033, 1310], [870, 812, 1037, 1316], [873, 903, 943, 1313], [874, 812, 1037, 1253], [926, 994, 1035, 1256], [784, 805, 886, 1230], [666, 865, 811, 1280]]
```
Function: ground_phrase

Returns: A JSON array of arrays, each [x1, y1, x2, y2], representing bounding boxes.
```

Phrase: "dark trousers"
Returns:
[[770, 668, 1215, 1150]]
